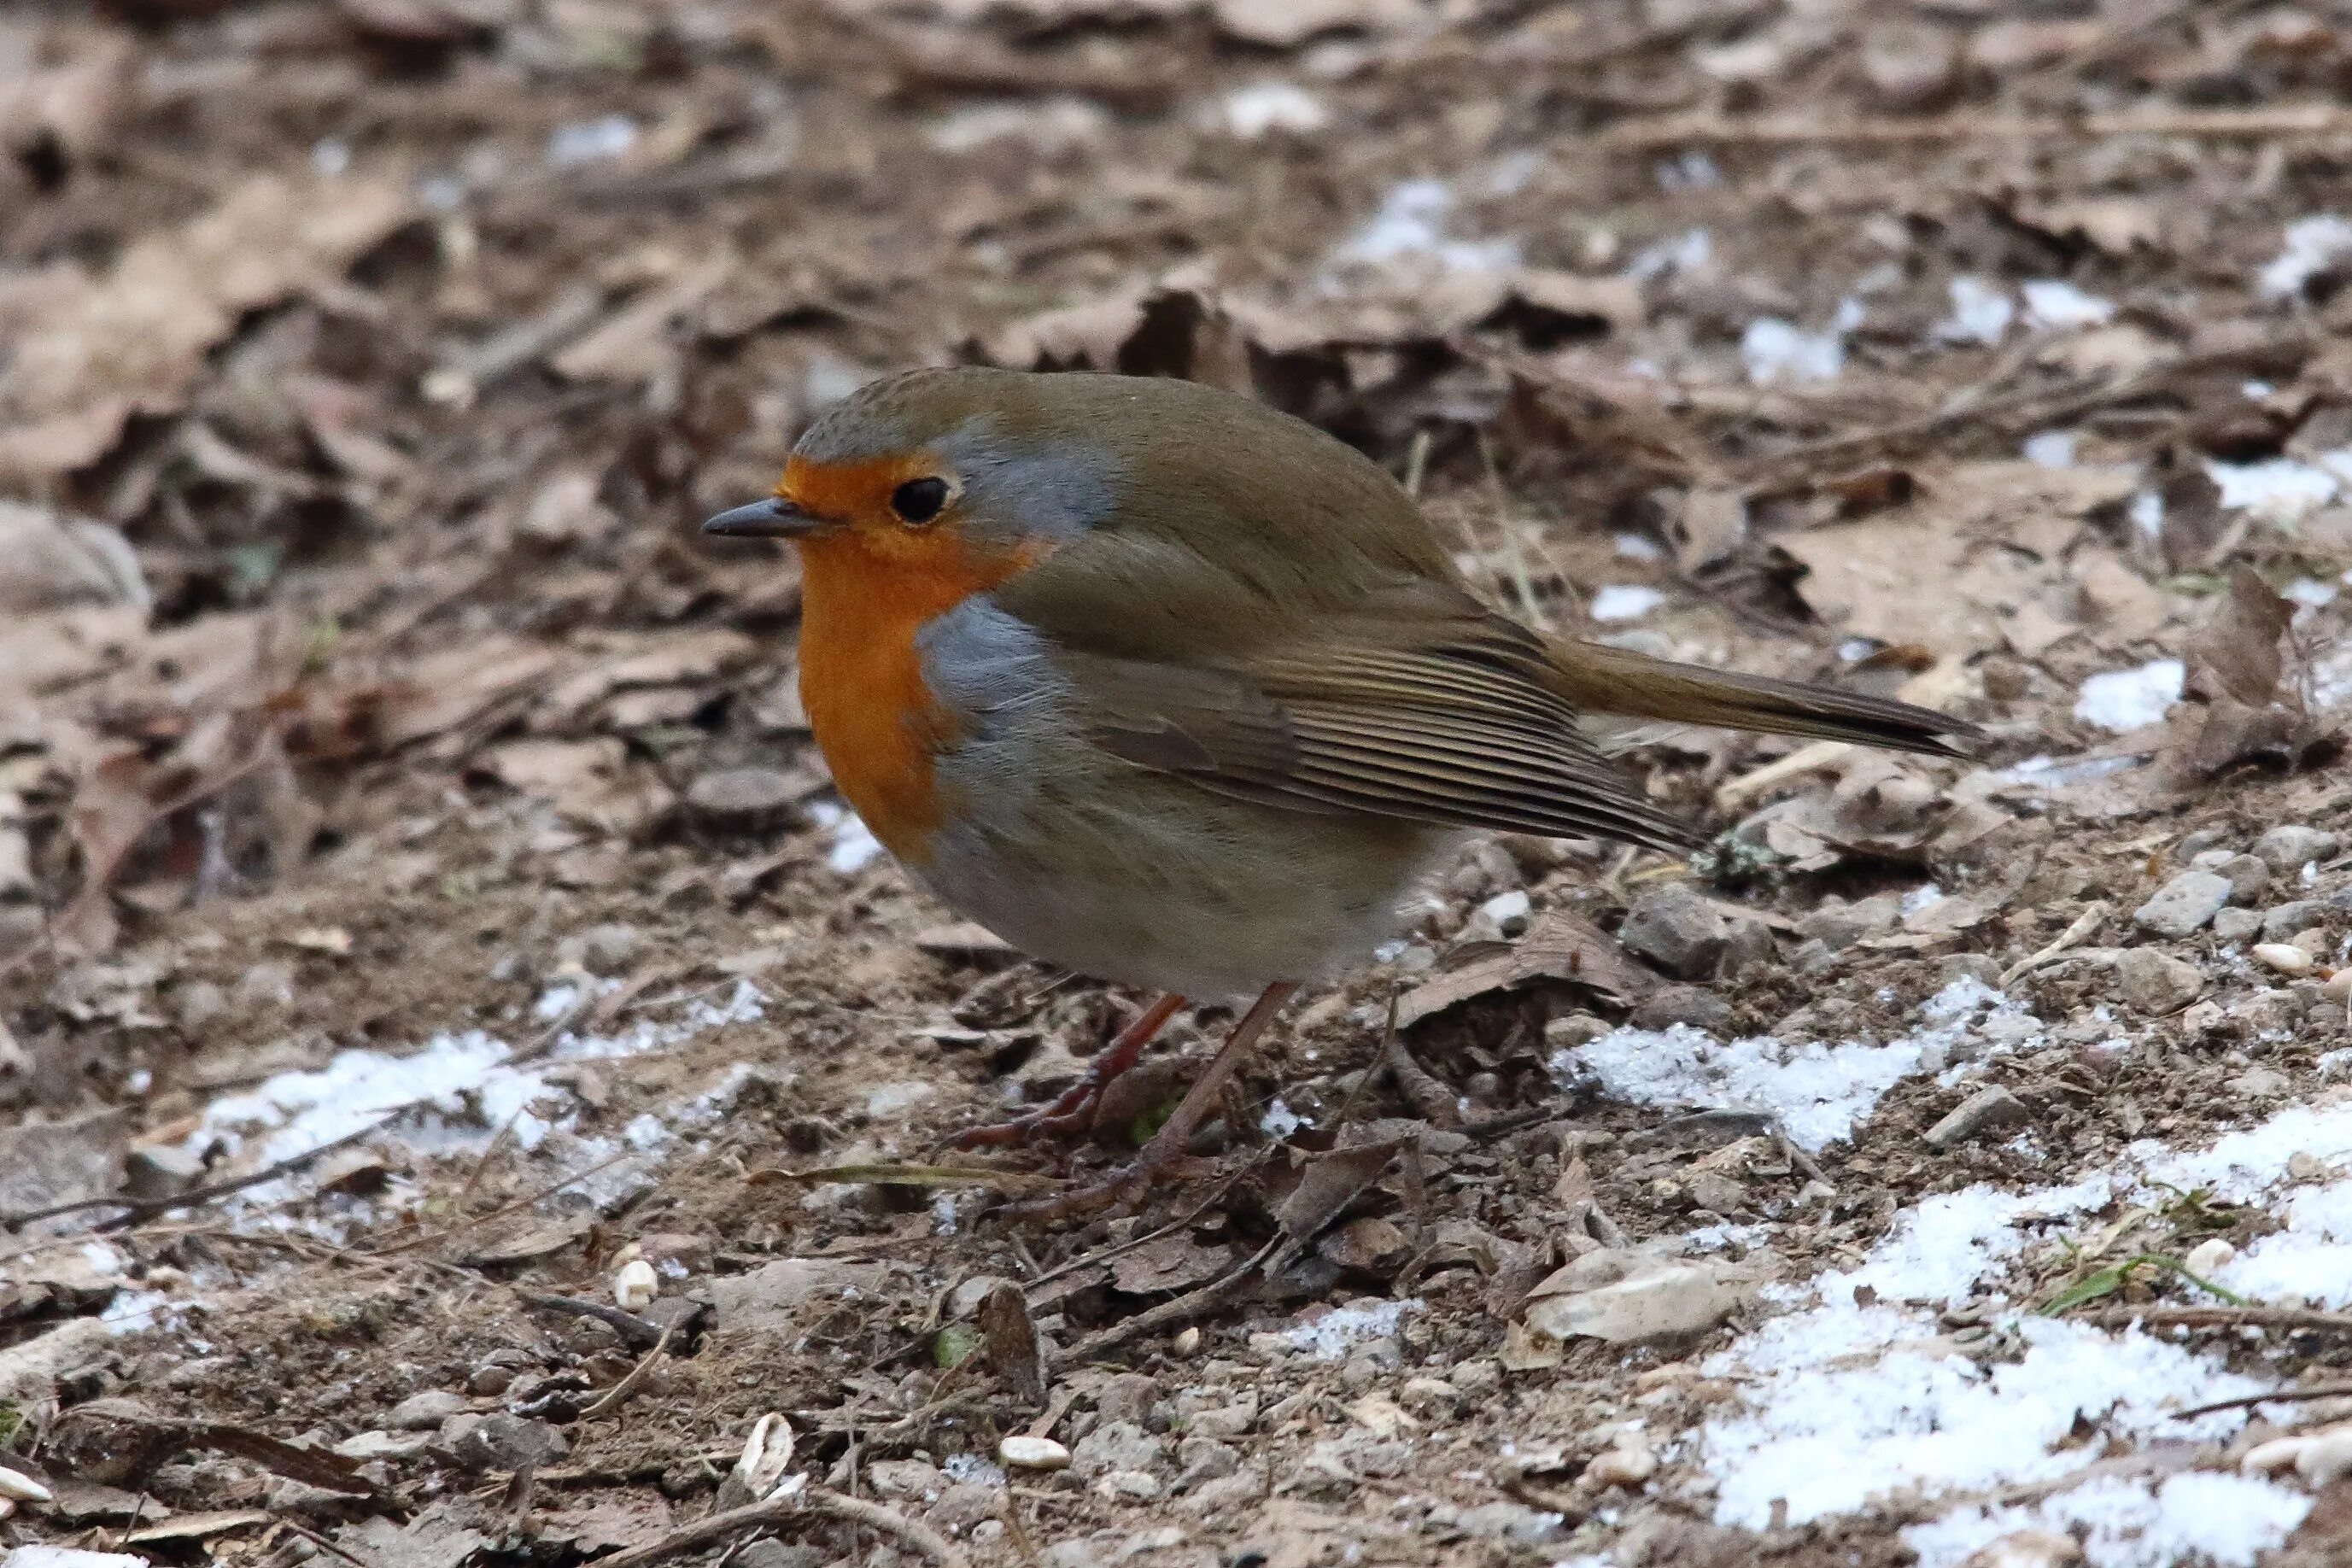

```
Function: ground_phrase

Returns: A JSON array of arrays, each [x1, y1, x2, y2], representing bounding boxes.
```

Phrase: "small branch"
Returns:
[[2172, 1384, 2352, 1421], [577, 1325, 674, 1420], [3, 1115, 401, 1232], [1056, 1238, 1279, 1366], [2080, 1305, 2352, 1336], [519, 1293, 667, 1351], [594, 1484, 969, 1568]]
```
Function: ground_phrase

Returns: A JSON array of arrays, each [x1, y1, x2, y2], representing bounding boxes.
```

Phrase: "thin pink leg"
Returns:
[[945, 992, 1188, 1150]]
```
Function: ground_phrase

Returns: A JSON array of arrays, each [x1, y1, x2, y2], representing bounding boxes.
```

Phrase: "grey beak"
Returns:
[[702, 496, 816, 538]]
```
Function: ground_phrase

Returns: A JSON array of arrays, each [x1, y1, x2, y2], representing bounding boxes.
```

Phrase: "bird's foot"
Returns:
[[939, 992, 1187, 1152]]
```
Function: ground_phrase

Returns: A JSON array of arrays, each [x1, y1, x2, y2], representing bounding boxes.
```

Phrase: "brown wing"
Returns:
[[1060, 620, 1700, 853]]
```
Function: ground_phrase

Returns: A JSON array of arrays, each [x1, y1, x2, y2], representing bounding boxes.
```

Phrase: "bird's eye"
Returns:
[[891, 477, 951, 524]]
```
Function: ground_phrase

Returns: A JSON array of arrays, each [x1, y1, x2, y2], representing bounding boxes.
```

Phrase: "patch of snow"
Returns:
[[1625, 227, 1711, 282], [1260, 1097, 1305, 1138], [1613, 531, 1665, 561], [927, 98, 1108, 154], [942, 1453, 1005, 1489], [2314, 642, 2352, 710], [2021, 430, 2078, 468], [1936, 276, 2014, 345], [2205, 455, 2341, 524], [1656, 150, 1721, 191], [1990, 752, 2147, 789], [2073, 659, 2184, 733], [2128, 488, 2164, 539], [808, 800, 886, 873], [2021, 278, 2115, 330], [312, 137, 351, 176], [546, 114, 638, 167], [1590, 584, 1665, 623], [1904, 1472, 2308, 1568], [1741, 317, 1844, 385], [2258, 215, 2352, 299], [1283, 1297, 1420, 1360], [1332, 179, 1519, 275], [1901, 884, 1945, 917], [2285, 576, 2339, 609], [1557, 979, 2035, 1151], [1214, 81, 1327, 139]]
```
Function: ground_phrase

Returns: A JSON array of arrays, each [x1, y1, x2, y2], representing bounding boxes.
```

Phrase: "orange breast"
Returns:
[[795, 527, 1037, 866]]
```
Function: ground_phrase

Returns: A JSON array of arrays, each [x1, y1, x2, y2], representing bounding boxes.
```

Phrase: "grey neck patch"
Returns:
[[934, 418, 1120, 548]]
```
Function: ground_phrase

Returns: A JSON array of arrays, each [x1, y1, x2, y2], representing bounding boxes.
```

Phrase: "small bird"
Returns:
[[708, 367, 1973, 1213]]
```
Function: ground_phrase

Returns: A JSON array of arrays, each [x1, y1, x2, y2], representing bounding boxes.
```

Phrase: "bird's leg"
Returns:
[[944, 992, 1188, 1150], [996, 980, 1298, 1222]]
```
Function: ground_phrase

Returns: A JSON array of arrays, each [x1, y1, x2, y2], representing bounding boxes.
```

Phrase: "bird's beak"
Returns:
[[702, 496, 818, 539]]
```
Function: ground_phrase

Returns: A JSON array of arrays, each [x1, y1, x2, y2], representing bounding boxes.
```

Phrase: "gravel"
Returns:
[[2133, 870, 2232, 938]]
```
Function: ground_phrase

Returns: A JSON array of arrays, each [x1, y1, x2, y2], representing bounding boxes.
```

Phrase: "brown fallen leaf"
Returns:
[[2171, 566, 2325, 774], [977, 1279, 1046, 1405], [1398, 908, 1659, 1027]]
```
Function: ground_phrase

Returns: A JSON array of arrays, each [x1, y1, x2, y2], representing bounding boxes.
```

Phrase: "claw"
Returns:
[[941, 992, 1186, 1152]]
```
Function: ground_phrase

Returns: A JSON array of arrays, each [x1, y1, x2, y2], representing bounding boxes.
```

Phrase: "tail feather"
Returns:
[[1539, 639, 1979, 758]]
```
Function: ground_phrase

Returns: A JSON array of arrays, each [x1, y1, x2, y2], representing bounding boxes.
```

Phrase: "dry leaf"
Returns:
[[1398, 908, 1659, 1027]]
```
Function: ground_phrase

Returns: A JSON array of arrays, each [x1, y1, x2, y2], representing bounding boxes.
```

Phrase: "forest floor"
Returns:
[[6, 3, 2352, 1567]]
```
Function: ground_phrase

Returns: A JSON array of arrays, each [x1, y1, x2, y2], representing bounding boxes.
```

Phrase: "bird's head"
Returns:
[[703, 366, 1120, 578]]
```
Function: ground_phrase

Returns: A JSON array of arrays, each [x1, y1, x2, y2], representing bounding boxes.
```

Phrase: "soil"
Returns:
[[4, 3, 2352, 1568]]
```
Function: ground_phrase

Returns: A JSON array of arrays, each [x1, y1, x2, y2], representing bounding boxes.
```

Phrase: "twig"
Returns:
[[1602, 104, 2352, 151], [2, 1115, 401, 1232], [519, 1293, 667, 1351], [2001, 901, 2109, 988], [2081, 1305, 2352, 1336], [365, 1148, 637, 1256], [593, 1483, 969, 1568], [2172, 1384, 2352, 1421], [1055, 1237, 1279, 1366], [276, 1519, 377, 1568], [577, 1325, 674, 1419]]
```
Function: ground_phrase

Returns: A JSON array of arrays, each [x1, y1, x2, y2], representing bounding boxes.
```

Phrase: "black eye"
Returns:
[[891, 477, 950, 524]]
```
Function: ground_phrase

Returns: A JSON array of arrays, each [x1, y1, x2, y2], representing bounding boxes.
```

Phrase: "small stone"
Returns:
[[2174, 828, 2225, 863], [998, 1435, 1071, 1471], [1448, 1359, 1501, 1393], [1958, 1528, 2082, 1568], [1630, 983, 1735, 1032], [2213, 909, 2263, 944], [2254, 825, 2338, 875], [2325, 970, 2352, 1001], [2253, 943, 2315, 977], [1584, 1439, 1657, 1489], [1618, 884, 1735, 980], [122, 1144, 205, 1202], [387, 1390, 466, 1431], [1097, 1468, 1161, 1500], [1924, 1086, 2032, 1150], [332, 1430, 429, 1462], [2133, 870, 2232, 937], [1937, 954, 2003, 990], [1543, 1013, 1609, 1050], [1454, 1501, 1565, 1543], [2179, 999, 2226, 1034], [2229, 1065, 2289, 1099], [2115, 947, 2204, 1015], [448, 1413, 567, 1472], [2183, 1237, 2237, 1276], [0, 1465, 53, 1504], [613, 1258, 658, 1312], [2190, 850, 2270, 904], [1472, 889, 1532, 939], [1071, 1420, 1163, 1478], [684, 766, 804, 829], [2261, 900, 2330, 944], [1170, 1325, 1202, 1357], [1175, 1436, 1241, 1487]]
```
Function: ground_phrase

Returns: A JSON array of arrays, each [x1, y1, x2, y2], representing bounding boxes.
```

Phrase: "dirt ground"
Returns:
[[7, 3, 2352, 1567]]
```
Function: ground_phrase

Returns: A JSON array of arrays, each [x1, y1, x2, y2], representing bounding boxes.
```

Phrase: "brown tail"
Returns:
[[1539, 639, 1979, 758]]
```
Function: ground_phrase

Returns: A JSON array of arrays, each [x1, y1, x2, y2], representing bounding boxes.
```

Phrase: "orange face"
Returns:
[[777, 453, 1045, 866]]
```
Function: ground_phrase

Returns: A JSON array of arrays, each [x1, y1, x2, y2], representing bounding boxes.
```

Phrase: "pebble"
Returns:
[[613, 1258, 658, 1312], [2114, 947, 2204, 1015], [1584, 1440, 1657, 1489], [2184, 1237, 2237, 1276], [2326, 970, 2352, 1001], [1171, 1326, 1202, 1357], [387, 1390, 467, 1431], [0, 1465, 52, 1504], [122, 1144, 205, 1201], [332, 1430, 430, 1461], [1474, 889, 1532, 938], [2261, 898, 2329, 939], [684, 766, 804, 829], [1958, 1529, 2083, 1568], [2190, 849, 2271, 904], [2133, 870, 2232, 938], [2245, 1425, 2352, 1489], [2255, 824, 2338, 875], [2253, 942, 2315, 977], [1071, 1420, 1164, 1477], [2212, 909, 2263, 944], [1924, 1086, 2032, 1150]]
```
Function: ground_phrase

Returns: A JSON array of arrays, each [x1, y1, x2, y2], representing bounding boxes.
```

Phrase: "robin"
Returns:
[[707, 367, 1973, 1214]]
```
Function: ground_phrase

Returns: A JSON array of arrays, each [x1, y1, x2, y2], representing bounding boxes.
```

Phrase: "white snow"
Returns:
[[1691, 1100, 2352, 1548], [1260, 1097, 1305, 1138], [1589, 584, 1665, 623], [1612, 531, 1665, 561], [2021, 279, 2116, 330], [1904, 1473, 2309, 1568], [1558, 979, 2036, 1151], [1936, 276, 2014, 345], [1282, 1297, 1419, 1360], [1625, 228, 1711, 282], [1332, 179, 1518, 275], [2258, 215, 2352, 299], [2128, 488, 2164, 539], [808, 800, 885, 873], [546, 114, 638, 167], [1214, 81, 1327, 139], [2073, 659, 2184, 733], [1741, 302, 1861, 385], [2204, 454, 2343, 524], [2021, 430, 2079, 468]]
